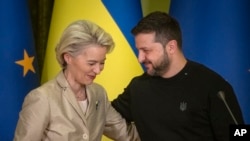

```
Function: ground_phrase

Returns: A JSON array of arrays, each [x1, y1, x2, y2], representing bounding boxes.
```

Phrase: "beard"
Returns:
[[146, 53, 170, 76]]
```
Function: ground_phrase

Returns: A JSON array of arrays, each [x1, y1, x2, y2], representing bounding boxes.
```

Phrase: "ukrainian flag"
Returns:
[[42, 0, 144, 99]]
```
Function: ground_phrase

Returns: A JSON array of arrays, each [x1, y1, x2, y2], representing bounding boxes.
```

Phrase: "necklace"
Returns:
[[75, 87, 87, 101], [63, 71, 87, 101]]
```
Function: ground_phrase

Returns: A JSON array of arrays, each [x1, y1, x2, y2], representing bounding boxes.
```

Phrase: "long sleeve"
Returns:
[[112, 85, 134, 122], [104, 93, 140, 141], [14, 90, 50, 141]]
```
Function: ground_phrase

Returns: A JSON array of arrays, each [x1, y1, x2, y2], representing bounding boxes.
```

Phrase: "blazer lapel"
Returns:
[[63, 88, 87, 122], [56, 71, 87, 125], [85, 86, 95, 119]]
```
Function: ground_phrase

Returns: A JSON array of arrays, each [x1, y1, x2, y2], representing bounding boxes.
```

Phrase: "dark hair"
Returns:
[[131, 11, 182, 49]]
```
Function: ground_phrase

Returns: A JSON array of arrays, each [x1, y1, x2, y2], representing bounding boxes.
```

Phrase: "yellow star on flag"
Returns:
[[15, 49, 36, 77]]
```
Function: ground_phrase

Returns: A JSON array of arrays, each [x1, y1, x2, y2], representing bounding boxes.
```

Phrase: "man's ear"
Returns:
[[166, 40, 178, 54]]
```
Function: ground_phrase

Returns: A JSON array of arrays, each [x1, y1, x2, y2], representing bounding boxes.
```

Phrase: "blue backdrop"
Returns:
[[169, 0, 250, 123]]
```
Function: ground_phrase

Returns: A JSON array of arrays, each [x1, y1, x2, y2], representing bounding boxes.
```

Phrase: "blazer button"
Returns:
[[82, 133, 88, 140]]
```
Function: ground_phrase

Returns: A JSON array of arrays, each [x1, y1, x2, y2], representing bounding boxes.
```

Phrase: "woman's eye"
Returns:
[[88, 63, 95, 66]]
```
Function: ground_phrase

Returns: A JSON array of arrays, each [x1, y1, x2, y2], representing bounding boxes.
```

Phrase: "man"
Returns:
[[112, 11, 244, 141]]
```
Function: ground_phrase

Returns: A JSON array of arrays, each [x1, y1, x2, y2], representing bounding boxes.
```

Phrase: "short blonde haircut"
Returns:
[[55, 20, 115, 68]]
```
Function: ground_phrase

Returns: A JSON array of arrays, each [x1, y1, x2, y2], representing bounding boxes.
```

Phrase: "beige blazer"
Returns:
[[14, 71, 139, 141]]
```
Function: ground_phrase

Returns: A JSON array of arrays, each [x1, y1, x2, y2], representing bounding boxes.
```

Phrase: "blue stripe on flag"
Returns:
[[102, 0, 143, 56]]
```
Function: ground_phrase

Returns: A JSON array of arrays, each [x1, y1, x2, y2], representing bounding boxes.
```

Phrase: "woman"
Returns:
[[14, 20, 139, 141]]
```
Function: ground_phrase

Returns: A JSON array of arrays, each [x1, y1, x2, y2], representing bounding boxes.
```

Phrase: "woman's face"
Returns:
[[65, 44, 107, 85]]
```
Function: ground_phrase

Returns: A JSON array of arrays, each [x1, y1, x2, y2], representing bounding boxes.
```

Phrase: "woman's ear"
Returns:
[[63, 53, 71, 65]]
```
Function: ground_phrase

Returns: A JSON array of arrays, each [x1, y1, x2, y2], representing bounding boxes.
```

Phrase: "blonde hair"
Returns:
[[55, 20, 115, 68]]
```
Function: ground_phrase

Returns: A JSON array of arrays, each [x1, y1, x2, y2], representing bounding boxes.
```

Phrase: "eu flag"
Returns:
[[0, 0, 40, 140], [169, 0, 250, 123]]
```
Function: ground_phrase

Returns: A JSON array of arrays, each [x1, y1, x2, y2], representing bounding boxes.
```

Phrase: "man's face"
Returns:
[[135, 32, 170, 76]]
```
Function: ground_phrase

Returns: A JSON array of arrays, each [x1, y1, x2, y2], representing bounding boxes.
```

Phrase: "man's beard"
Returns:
[[147, 53, 170, 76]]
